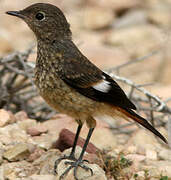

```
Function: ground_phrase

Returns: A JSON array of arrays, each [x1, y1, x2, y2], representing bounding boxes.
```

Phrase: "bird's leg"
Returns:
[[69, 124, 83, 159], [59, 128, 94, 180], [54, 124, 82, 174]]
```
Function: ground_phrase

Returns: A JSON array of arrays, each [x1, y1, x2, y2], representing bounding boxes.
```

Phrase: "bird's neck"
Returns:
[[35, 26, 72, 44], [36, 38, 64, 70], [36, 39, 54, 68]]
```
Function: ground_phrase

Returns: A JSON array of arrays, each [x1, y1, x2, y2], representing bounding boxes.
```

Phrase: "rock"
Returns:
[[9, 125, 30, 143], [143, 160, 171, 177], [87, 0, 141, 11], [0, 166, 4, 180], [0, 134, 12, 146], [76, 35, 130, 69], [127, 129, 161, 150], [60, 146, 84, 159], [59, 146, 100, 165], [17, 119, 37, 131], [114, 10, 147, 29], [126, 145, 137, 154], [27, 125, 48, 136], [146, 0, 171, 27], [28, 147, 45, 162], [54, 128, 98, 153], [3, 143, 30, 161], [0, 109, 16, 127], [0, 123, 29, 145], [0, 149, 4, 165], [125, 154, 146, 163], [144, 167, 163, 178], [115, 134, 130, 145], [28, 175, 56, 180], [40, 115, 74, 135], [15, 111, 28, 121], [58, 161, 107, 180], [60, 0, 84, 8], [148, 9, 171, 27], [90, 125, 117, 149], [35, 125, 48, 134], [3, 161, 35, 179], [104, 25, 161, 57], [84, 153, 100, 165], [158, 148, 171, 161], [33, 149, 61, 174], [83, 7, 114, 30], [57, 147, 107, 180], [32, 134, 55, 150], [136, 146, 146, 155], [145, 149, 157, 160]]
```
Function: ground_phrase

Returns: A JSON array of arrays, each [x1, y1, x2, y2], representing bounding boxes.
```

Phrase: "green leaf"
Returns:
[[160, 176, 168, 180]]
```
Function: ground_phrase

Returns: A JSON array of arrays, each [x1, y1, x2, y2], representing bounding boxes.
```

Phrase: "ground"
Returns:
[[0, 0, 171, 179]]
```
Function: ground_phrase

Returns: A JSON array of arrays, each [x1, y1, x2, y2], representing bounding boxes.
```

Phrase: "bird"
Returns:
[[6, 3, 167, 180]]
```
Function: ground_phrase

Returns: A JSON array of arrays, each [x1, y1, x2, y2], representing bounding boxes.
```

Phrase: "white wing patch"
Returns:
[[93, 79, 111, 93]]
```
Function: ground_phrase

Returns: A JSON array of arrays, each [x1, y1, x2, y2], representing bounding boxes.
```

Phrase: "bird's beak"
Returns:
[[6, 11, 25, 19]]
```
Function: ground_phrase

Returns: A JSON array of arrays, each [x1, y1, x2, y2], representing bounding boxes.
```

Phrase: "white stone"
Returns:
[[28, 175, 56, 180], [146, 149, 157, 160]]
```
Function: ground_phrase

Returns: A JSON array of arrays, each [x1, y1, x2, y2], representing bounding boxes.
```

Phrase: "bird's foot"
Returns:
[[54, 154, 76, 174], [58, 159, 93, 180]]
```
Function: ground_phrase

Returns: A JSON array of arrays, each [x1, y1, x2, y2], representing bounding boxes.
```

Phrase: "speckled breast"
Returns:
[[34, 67, 96, 118]]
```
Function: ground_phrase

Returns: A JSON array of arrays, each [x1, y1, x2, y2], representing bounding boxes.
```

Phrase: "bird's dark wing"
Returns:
[[59, 56, 136, 110]]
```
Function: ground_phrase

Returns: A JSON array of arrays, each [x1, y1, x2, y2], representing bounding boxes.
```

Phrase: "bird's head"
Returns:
[[6, 3, 72, 41]]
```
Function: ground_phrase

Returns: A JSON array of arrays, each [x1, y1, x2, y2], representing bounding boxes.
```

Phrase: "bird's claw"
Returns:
[[54, 154, 76, 174], [59, 159, 93, 180]]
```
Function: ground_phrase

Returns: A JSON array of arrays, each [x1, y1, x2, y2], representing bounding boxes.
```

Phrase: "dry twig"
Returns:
[[0, 48, 170, 144]]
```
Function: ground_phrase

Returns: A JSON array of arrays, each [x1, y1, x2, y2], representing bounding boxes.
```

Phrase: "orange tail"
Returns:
[[121, 108, 167, 144]]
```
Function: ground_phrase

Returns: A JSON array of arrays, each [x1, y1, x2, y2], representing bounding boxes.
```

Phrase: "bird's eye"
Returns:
[[35, 12, 45, 21]]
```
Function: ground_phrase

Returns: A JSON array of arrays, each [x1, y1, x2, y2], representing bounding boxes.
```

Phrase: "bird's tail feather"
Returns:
[[120, 108, 167, 144]]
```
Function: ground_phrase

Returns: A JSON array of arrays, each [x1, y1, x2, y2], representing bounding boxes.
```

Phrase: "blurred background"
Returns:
[[0, 1, 171, 178], [1, 0, 171, 123], [1, 0, 171, 99]]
